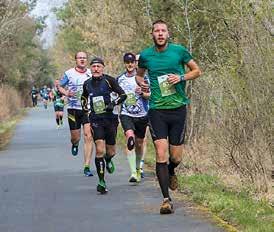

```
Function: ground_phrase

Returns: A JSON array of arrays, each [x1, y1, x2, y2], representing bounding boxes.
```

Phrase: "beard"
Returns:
[[153, 36, 168, 49]]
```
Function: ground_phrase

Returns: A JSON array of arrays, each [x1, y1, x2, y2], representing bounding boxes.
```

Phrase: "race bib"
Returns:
[[92, 96, 105, 114], [157, 75, 176, 97], [125, 93, 137, 106]]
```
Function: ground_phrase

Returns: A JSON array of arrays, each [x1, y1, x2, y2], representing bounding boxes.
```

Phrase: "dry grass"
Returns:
[[179, 138, 273, 203], [0, 85, 23, 123]]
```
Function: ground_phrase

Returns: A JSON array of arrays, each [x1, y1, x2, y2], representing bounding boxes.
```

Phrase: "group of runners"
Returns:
[[37, 19, 201, 215], [31, 84, 65, 129]]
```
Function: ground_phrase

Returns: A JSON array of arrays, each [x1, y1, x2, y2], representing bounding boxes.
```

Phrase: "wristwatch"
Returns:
[[180, 75, 185, 82]]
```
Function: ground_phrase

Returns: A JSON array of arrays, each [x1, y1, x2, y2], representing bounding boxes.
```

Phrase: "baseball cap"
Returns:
[[90, 57, 105, 66], [123, 53, 136, 62]]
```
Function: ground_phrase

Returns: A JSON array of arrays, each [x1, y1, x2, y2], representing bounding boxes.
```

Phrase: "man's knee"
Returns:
[[169, 155, 181, 165], [96, 143, 105, 157]]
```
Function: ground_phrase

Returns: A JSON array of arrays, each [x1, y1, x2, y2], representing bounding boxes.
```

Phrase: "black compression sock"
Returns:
[[56, 118, 60, 125], [60, 116, 63, 123], [156, 162, 170, 199], [168, 157, 180, 176], [104, 153, 113, 162], [95, 157, 105, 181]]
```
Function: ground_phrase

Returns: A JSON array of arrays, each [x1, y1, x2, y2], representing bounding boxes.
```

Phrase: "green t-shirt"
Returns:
[[52, 89, 64, 107], [138, 43, 192, 109]]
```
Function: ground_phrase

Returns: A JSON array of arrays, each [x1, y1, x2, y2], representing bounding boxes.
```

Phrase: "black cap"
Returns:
[[90, 57, 105, 66], [123, 53, 136, 62]]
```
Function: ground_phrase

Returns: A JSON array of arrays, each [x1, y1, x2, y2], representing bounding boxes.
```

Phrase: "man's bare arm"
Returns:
[[168, 59, 202, 84], [184, 59, 202, 80], [57, 81, 74, 97], [136, 68, 149, 92]]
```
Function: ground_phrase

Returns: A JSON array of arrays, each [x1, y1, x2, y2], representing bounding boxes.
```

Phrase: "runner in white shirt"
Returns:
[[117, 52, 150, 183], [58, 51, 94, 177]]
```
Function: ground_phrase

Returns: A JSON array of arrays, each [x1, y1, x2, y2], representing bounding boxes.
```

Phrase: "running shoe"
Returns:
[[127, 136, 135, 151], [56, 125, 60, 129], [169, 174, 178, 191], [160, 198, 174, 214], [84, 167, 93, 177], [129, 173, 137, 183], [105, 157, 115, 174], [136, 169, 141, 182], [97, 180, 108, 194], [71, 144, 78, 156]]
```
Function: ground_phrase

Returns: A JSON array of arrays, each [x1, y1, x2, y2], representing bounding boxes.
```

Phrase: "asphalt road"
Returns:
[[0, 103, 224, 232]]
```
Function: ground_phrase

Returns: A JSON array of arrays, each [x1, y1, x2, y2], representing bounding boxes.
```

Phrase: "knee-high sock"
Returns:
[[95, 157, 105, 182], [136, 152, 142, 169], [168, 157, 180, 176], [56, 118, 60, 125], [156, 162, 170, 199], [127, 150, 136, 174], [105, 153, 114, 162]]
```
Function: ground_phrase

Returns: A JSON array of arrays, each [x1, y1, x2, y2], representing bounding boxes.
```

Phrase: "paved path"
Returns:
[[0, 104, 223, 232]]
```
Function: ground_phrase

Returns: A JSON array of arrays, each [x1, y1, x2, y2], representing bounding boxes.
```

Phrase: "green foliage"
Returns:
[[35, 15, 47, 36], [0, 0, 56, 96], [61, 28, 89, 54]]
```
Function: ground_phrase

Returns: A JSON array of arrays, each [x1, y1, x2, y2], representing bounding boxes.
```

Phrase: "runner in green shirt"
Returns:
[[136, 19, 202, 214], [50, 79, 65, 129]]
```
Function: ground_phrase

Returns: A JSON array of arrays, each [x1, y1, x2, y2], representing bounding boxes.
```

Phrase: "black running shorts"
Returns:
[[67, 109, 89, 130], [54, 105, 64, 112], [119, 115, 148, 139], [148, 105, 187, 145], [91, 118, 119, 145]]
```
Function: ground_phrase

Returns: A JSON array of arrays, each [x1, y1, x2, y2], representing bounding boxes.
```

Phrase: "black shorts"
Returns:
[[148, 105, 187, 145], [119, 115, 148, 139], [67, 109, 89, 130], [54, 105, 64, 112], [91, 118, 119, 145]]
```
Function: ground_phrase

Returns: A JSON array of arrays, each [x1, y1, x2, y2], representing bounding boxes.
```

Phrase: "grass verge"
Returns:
[[0, 109, 27, 150], [178, 174, 274, 232], [116, 126, 274, 232]]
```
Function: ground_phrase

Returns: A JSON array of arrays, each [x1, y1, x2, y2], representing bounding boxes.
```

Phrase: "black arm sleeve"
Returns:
[[106, 75, 127, 105], [81, 80, 89, 114]]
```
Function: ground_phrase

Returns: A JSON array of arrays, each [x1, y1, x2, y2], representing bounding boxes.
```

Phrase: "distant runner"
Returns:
[[40, 85, 49, 109], [50, 80, 65, 129], [30, 86, 38, 107]]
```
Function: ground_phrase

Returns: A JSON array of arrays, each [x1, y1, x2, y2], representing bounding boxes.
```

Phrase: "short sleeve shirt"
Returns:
[[117, 72, 149, 117], [138, 43, 192, 109], [60, 68, 91, 110]]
